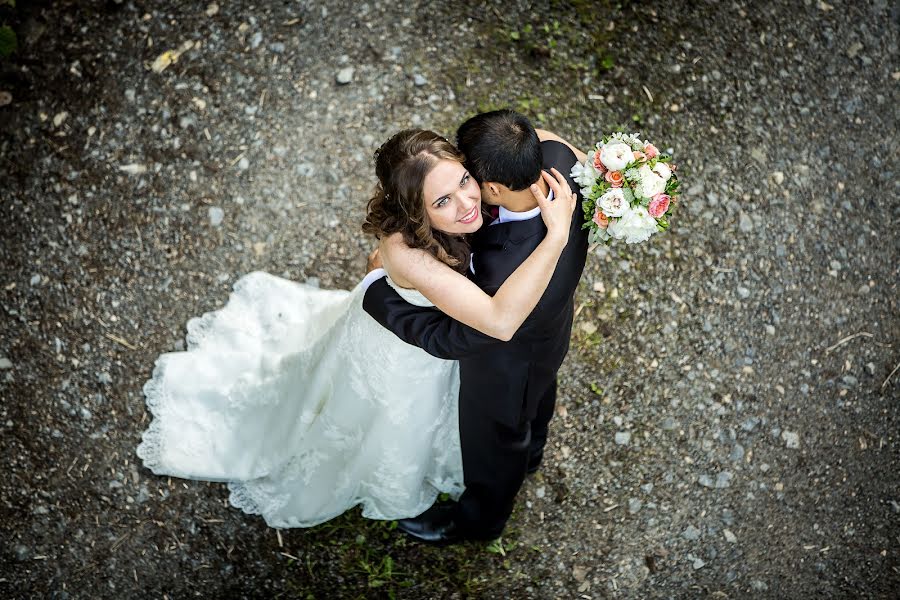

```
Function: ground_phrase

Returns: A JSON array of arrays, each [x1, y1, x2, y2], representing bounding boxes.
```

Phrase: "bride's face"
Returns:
[[422, 159, 483, 235]]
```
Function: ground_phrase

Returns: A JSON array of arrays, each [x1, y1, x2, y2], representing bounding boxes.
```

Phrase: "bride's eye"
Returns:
[[435, 197, 449, 208], [460, 173, 470, 186]]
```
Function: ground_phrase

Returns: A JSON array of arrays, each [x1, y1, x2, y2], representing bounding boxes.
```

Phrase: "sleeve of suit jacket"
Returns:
[[362, 277, 501, 360]]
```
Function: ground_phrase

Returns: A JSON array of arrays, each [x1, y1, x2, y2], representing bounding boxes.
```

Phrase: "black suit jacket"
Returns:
[[363, 140, 589, 428]]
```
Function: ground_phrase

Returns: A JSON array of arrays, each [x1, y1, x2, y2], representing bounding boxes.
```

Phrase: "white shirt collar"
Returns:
[[491, 189, 553, 225]]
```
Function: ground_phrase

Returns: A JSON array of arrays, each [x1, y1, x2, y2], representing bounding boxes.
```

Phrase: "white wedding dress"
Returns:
[[137, 271, 464, 528]]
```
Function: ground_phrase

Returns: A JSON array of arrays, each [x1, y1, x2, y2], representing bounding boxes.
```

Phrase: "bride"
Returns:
[[137, 128, 577, 528]]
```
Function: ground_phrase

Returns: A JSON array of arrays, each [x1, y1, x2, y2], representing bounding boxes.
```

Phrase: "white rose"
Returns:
[[597, 188, 628, 217], [599, 142, 633, 172], [652, 162, 672, 182], [607, 205, 657, 244], [638, 164, 666, 198]]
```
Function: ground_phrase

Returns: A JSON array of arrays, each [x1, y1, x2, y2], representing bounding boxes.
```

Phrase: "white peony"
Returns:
[[597, 188, 629, 217], [599, 142, 633, 172], [607, 205, 658, 244], [638, 164, 666, 198], [652, 162, 672, 182]]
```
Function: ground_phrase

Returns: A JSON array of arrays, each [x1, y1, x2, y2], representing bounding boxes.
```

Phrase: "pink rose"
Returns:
[[592, 152, 607, 173], [633, 151, 646, 162], [604, 170, 624, 188], [593, 209, 609, 229], [644, 143, 659, 159], [648, 193, 670, 218]]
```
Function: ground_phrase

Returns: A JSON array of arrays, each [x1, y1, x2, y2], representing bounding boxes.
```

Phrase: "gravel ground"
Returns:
[[1, 0, 898, 598]]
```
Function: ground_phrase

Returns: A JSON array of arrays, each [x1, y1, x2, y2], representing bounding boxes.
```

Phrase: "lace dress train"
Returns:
[[137, 271, 463, 528]]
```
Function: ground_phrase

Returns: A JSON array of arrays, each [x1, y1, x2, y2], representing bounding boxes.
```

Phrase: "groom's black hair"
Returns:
[[455, 109, 542, 192]]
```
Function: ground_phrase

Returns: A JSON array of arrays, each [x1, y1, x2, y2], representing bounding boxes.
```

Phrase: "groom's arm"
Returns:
[[363, 277, 501, 360]]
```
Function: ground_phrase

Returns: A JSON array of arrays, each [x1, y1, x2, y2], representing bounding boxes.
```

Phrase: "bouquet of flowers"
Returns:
[[570, 132, 679, 244]]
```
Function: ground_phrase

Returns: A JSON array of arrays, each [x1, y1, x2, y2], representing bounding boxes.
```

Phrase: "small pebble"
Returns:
[[336, 67, 355, 85], [682, 525, 701, 541], [614, 431, 631, 445], [781, 430, 800, 449], [716, 471, 734, 488], [208, 206, 225, 226]]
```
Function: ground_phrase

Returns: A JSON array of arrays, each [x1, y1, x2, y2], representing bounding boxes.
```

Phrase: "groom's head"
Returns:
[[456, 109, 542, 206]]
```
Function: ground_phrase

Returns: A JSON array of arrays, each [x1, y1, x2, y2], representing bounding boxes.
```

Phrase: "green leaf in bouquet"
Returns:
[[582, 198, 595, 223], [624, 168, 640, 182], [666, 178, 680, 195], [621, 186, 634, 204], [592, 181, 610, 198]]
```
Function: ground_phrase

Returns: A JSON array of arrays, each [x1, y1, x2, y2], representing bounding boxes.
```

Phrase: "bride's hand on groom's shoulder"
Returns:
[[366, 247, 383, 273], [531, 168, 577, 248]]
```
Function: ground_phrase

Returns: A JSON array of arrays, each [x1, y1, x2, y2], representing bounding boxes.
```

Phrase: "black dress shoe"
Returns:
[[396, 501, 462, 545], [526, 449, 543, 475]]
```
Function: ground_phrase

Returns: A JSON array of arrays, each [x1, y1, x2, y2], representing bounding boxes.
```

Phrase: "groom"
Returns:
[[363, 109, 589, 543]]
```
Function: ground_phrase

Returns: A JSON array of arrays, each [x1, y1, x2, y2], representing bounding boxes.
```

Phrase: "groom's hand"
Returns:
[[366, 247, 383, 273]]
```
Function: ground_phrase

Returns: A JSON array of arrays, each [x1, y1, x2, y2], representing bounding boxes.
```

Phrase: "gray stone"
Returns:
[[781, 430, 800, 449], [682, 524, 701, 541], [715, 471, 734, 488], [413, 73, 428, 86], [208, 207, 225, 227], [13, 544, 29, 561], [730, 444, 745, 462], [0, 358, 12, 369], [738, 212, 753, 232], [336, 67, 355, 85], [614, 431, 631, 445], [627, 498, 642, 514]]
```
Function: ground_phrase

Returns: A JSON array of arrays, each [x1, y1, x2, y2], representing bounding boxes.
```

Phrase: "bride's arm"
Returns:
[[382, 169, 576, 342], [535, 128, 588, 163]]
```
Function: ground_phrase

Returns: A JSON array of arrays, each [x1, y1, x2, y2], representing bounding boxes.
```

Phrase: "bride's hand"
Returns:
[[531, 167, 577, 247], [366, 247, 383, 273]]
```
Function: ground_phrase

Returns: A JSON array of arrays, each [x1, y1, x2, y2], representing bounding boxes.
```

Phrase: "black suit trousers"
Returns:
[[454, 364, 558, 539]]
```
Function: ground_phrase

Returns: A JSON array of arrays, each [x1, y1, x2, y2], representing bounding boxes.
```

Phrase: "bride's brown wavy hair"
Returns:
[[362, 129, 471, 272]]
